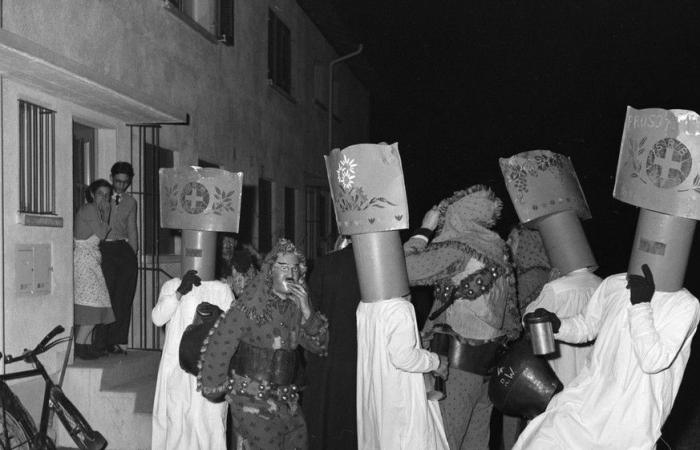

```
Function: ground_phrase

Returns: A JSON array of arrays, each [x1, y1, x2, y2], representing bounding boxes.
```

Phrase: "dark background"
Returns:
[[331, 0, 700, 446]]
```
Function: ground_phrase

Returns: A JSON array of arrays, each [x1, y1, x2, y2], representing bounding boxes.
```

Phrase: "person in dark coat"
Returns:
[[303, 237, 361, 450]]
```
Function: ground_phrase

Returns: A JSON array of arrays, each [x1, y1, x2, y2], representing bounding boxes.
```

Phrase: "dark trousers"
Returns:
[[94, 240, 137, 348]]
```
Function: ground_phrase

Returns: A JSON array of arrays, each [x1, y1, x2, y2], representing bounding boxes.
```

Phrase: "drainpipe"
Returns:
[[328, 44, 363, 150]]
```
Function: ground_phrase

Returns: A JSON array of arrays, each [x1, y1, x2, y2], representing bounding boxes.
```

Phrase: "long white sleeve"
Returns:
[[555, 277, 607, 344], [152, 278, 181, 327], [628, 293, 700, 374], [387, 303, 439, 373]]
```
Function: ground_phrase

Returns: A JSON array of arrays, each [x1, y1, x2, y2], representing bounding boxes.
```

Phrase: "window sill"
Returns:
[[268, 80, 297, 104], [163, 2, 223, 45], [16, 213, 63, 228]]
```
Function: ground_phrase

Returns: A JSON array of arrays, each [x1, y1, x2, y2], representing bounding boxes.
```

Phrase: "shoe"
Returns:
[[107, 344, 127, 355], [75, 344, 100, 360]]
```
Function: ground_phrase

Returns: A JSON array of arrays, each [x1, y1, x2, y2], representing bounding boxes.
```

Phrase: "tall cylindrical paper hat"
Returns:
[[325, 143, 410, 302], [160, 167, 243, 280], [500, 150, 596, 274], [614, 106, 700, 291]]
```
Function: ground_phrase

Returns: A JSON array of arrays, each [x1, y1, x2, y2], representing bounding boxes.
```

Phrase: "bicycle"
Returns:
[[0, 325, 108, 449]]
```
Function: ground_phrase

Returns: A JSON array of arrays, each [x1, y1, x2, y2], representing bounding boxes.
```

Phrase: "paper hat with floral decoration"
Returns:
[[325, 143, 409, 235], [499, 150, 591, 225], [500, 150, 596, 274], [614, 106, 700, 291], [159, 166, 243, 232]]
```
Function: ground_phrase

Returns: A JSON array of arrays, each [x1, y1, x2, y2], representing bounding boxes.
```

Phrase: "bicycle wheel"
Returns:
[[0, 382, 38, 450], [49, 388, 106, 450]]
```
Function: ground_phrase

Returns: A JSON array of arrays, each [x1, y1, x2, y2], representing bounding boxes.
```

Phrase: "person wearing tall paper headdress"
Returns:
[[403, 185, 519, 450], [151, 167, 242, 450], [325, 143, 450, 450], [501, 150, 601, 387], [513, 107, 700, 450]]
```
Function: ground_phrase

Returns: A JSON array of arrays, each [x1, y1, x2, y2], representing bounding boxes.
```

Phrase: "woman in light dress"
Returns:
[[73, 179, 115, 359]]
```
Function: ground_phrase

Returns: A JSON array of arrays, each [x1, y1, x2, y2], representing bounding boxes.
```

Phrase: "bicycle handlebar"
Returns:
[[3, 325, 67, 364]]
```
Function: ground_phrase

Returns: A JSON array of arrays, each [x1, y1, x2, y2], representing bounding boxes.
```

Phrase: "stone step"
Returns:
[[54, 350, 161, 450]]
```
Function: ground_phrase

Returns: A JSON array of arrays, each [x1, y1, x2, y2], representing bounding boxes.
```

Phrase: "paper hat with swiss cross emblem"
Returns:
[[159, 167, 243, 232], [615, 106, 700, 291], [159, 167, 243, 281], [500, 150, 596, 275], [325, 143, 410, 302]]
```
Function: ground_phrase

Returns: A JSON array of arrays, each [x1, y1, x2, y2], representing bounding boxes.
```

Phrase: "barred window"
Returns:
[[19, 100, 56, 214], [268, 10, 291, 93]]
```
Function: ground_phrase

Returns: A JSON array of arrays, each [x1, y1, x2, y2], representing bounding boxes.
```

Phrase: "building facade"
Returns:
[[0, 0, 369, 409]]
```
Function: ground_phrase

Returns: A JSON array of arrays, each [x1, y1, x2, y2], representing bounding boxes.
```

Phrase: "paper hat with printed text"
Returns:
[[325, 143, 410, 302], [159, 167, 243, 280], [614, 106, 700, 291], [500, 150, 596, 275]]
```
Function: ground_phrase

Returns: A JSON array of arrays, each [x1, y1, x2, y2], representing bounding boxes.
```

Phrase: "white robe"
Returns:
[[356, 298, 449, 450], [514, 274, 700, 450], [524, 268, 602, 385], [151, 279, 234, 450]]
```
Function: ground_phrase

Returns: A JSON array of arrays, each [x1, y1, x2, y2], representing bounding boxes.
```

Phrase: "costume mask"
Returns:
[[271, 253, 301, 296]]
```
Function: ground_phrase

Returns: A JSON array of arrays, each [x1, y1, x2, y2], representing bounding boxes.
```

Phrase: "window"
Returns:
[[284, 187, 295, 241], [218, 0, 234, 45], [165, 0, 234, 45], [19, 100, 56, 214], [268, 10, 291, 93], [305, 187, 333, 259]]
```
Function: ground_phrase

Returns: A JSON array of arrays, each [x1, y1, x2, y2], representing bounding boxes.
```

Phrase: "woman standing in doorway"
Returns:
[[74, 179, 115, 359]]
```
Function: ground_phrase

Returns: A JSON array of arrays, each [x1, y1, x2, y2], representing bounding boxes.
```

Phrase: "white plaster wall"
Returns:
[[0, 0, 369, 381]]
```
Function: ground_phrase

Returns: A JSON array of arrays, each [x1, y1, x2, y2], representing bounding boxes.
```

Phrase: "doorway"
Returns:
[[72, 122, 96, 216]]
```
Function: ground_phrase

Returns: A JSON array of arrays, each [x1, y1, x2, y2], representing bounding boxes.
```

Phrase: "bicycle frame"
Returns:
[[0, 345, 69, 446], [0, 326, 106, 450]]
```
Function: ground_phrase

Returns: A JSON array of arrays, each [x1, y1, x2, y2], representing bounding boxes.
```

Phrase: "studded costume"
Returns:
[[199, 240, 328, 450], [404, 185, 519, 450]]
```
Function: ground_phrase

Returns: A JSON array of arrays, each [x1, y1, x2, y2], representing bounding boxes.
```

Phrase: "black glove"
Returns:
[[627, 264, 655, 305], [177, 270, 201, 296], [523, 308, 561, 334]]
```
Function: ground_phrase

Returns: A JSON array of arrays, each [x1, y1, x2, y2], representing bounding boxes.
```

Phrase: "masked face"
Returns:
[[221, 236, 236, 261], [271, 253, 300, 296]]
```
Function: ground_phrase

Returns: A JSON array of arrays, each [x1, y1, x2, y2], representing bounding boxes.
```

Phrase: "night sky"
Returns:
[[334, 0, 700, 276], [333, 2, 700, 440]]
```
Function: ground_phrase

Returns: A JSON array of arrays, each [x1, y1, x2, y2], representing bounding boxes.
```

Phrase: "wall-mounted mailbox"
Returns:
[[16, 244, 52, 296]]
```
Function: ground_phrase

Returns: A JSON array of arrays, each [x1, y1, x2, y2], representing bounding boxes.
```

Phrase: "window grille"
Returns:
[[268, 10, 291, 93], [19, 100, 56, 214]]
